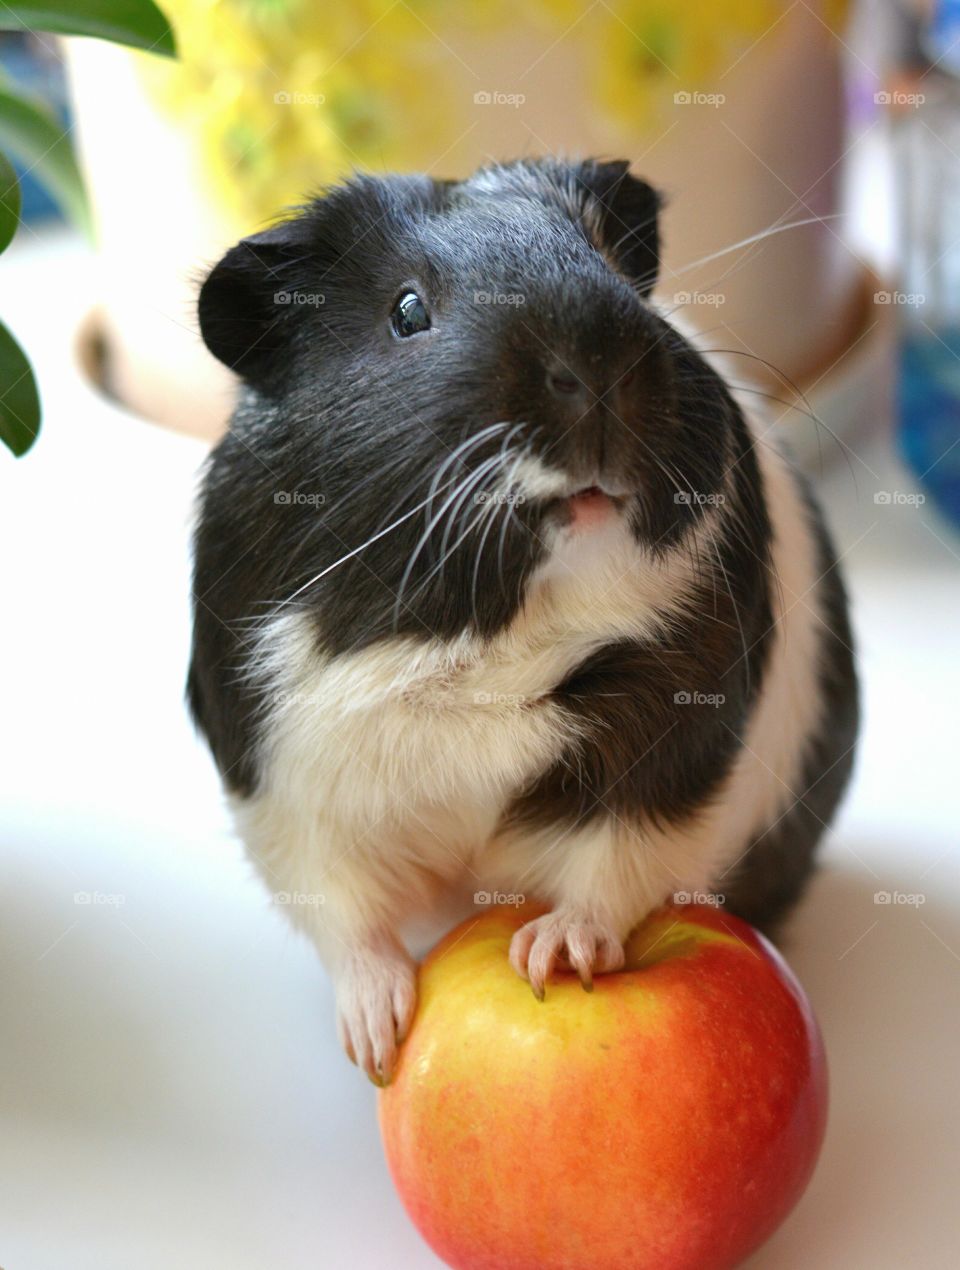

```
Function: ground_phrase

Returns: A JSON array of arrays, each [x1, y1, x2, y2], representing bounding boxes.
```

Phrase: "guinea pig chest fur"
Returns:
[[189, 158, 858, 1084]]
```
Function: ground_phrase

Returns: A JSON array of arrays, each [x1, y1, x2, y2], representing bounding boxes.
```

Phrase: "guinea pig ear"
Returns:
[[575, 159, 662, 298], [198, 218, 310, 384]]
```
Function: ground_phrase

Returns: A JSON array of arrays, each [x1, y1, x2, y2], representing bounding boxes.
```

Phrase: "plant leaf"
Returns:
[[0, 318, 40, 456], [0, 87, 89, 231], [0, 1, 175, 57], [0, 148, 21, 253]]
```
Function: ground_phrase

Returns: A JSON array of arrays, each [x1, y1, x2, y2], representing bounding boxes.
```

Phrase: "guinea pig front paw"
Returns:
[[334, 946, 417, 1086], [509, 909, 625, 1000]]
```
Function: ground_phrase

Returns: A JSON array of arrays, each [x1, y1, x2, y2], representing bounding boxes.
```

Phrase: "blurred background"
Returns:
[[0, 2, 957, 1267]]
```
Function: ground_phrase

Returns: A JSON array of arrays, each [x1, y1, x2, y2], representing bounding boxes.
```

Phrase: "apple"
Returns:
[[379, 902, 827, 1270]]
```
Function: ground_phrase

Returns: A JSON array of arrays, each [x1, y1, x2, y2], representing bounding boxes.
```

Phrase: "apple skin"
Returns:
[[379, 903, 827, 1270]]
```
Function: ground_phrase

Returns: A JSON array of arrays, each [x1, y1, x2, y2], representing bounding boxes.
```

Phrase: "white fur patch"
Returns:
[[497, 452, 571, 501], [234, 424, 825, 961], [236, 503, 719, 950]]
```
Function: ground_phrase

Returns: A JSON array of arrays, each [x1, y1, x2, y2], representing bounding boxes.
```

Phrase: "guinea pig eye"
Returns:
[[392, 291, 431, 338]]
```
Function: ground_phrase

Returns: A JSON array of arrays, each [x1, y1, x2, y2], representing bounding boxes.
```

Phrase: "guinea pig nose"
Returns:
[[547, 370, 585, 398]]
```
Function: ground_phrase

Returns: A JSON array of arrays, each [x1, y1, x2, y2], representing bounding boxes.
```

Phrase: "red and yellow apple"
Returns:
[[379, 902, 827, 1270]]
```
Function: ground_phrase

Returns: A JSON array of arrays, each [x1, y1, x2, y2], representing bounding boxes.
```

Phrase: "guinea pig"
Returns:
[[189, 157, 858, 1084]]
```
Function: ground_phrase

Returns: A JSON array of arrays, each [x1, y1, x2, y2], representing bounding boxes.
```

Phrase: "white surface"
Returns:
[[1, 231, 959, 1269]]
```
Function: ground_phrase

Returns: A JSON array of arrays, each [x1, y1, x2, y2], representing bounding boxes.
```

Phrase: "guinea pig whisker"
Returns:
[[497, 495, 526, 610], [276, 472, 465, 609], [273, 438, 465, 596], [392, 450, 507, 630], [722, 382, 824, 426], [688, 344, 859, 490], [636, 213, 845, 295], [414, 451, 510, 595], [394, 427, 505, 572], [426, 423, 525, 585], [718, 507, 787, 628], [470, 486, 507, 629], [469, 427, 533, 624], [438, 424, 525, 559], [628, 429, 694, 505], [606, 209, 662, 262], [423, 421, 511, 542], [710, 536, 751, 696], [409, 421, 531, 628], [439, 453, 504, 559], [695, 347, 817, 416]]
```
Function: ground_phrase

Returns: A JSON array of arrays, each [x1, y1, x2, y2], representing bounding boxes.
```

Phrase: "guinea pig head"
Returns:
[[198, 158, 738, 642]]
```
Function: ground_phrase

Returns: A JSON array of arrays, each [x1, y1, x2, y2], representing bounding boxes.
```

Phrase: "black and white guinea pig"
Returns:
[[189, 157, 858, 1084]]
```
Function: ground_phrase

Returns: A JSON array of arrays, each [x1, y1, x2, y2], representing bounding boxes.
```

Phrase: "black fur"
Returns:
[[189, 157, 857, 929], [504, 424, 775, 833]]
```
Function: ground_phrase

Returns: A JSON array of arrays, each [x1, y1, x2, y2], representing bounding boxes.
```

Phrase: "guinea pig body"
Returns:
[[189, 159, 858, 1082]]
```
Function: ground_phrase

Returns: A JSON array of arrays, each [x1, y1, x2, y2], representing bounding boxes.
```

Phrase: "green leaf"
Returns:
[[0, 149, 21, 253], [0, 1, 176, 57], [0, 87, 89, 231], [0, 318, 40, 456]]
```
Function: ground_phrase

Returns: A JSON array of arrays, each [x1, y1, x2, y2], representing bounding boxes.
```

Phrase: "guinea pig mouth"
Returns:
[[551, 485, 627, 528], [570, 484, 627, 507]]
